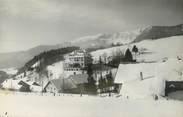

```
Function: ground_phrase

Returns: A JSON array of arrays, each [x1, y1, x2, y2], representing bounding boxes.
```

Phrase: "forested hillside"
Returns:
[[18, 46, 80, 74], [0, 71, 9, 85]]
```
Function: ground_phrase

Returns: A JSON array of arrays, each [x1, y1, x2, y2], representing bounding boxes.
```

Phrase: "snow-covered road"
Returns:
[[0, 92, 183, 117]]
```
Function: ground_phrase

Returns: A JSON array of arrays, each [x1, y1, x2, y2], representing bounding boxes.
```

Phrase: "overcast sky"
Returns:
[[0, 0, 183, 53]]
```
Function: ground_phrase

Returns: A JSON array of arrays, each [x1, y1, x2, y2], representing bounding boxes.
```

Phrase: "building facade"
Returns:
[[63, 49, 92, 77]]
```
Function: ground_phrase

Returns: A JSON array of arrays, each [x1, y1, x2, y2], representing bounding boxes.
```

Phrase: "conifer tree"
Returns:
[[124, 48, 133, 62], [132, 45, 138, 54], [106, 70, 113, 86]]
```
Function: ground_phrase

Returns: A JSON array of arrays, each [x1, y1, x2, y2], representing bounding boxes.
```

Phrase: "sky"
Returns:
[[0, 0, 183, 53]]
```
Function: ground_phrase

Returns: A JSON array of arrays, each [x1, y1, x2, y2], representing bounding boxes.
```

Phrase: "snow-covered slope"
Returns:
[[135, 35, 183, 62], [91, 35, 183, 62]]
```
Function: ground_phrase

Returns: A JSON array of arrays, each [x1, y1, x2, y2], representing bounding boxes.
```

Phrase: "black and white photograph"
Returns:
[[0, 0, 183, 117]]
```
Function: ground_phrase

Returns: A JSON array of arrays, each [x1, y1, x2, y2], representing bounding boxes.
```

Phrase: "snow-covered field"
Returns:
[[0, 91, 183, 117], [91, 36, 183, 62], [135, 36, 183, 61]]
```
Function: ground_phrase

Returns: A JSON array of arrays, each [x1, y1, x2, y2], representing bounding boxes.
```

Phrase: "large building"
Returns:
[[63, 49, 92, 77]]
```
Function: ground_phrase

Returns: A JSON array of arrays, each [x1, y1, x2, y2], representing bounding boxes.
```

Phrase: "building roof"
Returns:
[[114, 59, 183, 98], [48, 78, 77, 91], [68, 74, 88, 85], [69, 49, 86, 56], [121, 77, 165, 98], [18, 80, 30, 87], [44, 74, 88, 91], [114, 63, 158, 84]]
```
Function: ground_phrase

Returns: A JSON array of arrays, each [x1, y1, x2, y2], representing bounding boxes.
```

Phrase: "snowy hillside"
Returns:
[[72, 29, 143, 48], [135, 36, 183, 61], [91, 35, 183, 62]]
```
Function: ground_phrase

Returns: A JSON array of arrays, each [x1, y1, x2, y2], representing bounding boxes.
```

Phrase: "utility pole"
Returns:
[[62, 78, 65, 94], [140, 72, 143, 81]]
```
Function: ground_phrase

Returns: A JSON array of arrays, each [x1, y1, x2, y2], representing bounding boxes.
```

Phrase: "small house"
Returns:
[[18, 80, 31, 92], [44, 78, 76, 93], [44, 74, 88, 94]]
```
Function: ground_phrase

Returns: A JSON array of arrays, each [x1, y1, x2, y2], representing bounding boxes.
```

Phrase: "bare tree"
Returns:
[[102, 52, 108, 64]]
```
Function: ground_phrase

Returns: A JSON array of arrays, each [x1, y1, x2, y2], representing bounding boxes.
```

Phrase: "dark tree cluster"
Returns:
[[132, 45, 138, 54], [124, 48, 133, 62], [84, 54, 97, 94], [0, 71, 9, 85], [98, 70, 113, 93], [108, 48, 135, 67], [108, 50, 124, 67]]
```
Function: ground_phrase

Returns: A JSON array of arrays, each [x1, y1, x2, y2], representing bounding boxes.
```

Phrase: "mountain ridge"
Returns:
[[133, 24, 183, 43], [0, 24, 183, 69]]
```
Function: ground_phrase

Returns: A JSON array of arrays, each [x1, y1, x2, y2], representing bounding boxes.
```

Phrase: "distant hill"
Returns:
[[0, 42, 71, 69], [0, 71, 9, 85], [133, 24, 183, 43]]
